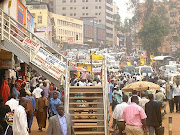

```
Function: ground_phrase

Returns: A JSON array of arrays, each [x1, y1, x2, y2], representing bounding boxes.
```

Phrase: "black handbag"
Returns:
[[156, 126, 164, 135]]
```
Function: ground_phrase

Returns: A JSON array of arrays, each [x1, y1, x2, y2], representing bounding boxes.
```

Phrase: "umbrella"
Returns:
[[122, 81, 160, 92], [69, 66, 77, 71]]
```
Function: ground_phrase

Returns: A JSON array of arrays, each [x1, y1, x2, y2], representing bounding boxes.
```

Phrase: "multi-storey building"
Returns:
[[53, 0, 114, 47], [136, 0, 180, 55], [28, 4, 83, 48]]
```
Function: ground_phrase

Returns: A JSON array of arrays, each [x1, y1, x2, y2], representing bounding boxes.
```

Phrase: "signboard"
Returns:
[[32, 48, 66, 80], [27, 10, 34, 33], [17, 0, 26, 27], [92, 55, 103, 60], [68, 37, 74, 44], [37, 26, 52, 32], [22, 37, 41, 53]]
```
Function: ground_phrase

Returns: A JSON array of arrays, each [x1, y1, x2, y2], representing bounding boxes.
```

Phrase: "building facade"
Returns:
[[28, 4, 83, 48], [53, 0, 114, 46], [136, 0, 180, 55], [83, 18, 106, 47]]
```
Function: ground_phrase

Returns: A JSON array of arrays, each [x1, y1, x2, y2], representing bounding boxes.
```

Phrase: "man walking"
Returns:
[[122, 96, 147, 135], [47, 104, 74, 135], [167, 81, 174, 113], [173, 81, 180, 113], [13, 97, 29, 135], [112, 95, 128, 135], [145, 94, 162, 135]]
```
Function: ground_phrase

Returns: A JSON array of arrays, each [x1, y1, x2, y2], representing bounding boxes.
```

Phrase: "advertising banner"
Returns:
[[32, 48, 66, 80], [27, 10, 34, 33], [22, 37, 41, 53], [17, 0, 26, 27]]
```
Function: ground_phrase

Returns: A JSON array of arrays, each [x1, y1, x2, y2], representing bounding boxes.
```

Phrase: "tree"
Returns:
[[138, 15, 169, 55]]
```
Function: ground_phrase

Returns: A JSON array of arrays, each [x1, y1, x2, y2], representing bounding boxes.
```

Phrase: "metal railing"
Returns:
[[102, 56, 109, 135], [0, 8, 66, 61]]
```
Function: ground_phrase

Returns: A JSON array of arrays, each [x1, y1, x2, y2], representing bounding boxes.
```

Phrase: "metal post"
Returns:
[[8, 17, 10, 39], [65, 59, 69, 114], [1, 12, 4, 40], [169, 117, 172, 135]]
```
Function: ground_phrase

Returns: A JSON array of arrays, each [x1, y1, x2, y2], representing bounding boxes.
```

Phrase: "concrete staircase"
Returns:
[[0, 8, 67, 87], [69, 86, 106, 135]]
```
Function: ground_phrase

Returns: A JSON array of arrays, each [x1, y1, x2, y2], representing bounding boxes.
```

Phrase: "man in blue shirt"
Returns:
[[49, 92, 61, 116], [47, 104, 74, 135]]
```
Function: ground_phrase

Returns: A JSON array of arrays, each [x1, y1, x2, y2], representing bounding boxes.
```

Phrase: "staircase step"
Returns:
[[71, 113, 104, 116], [69, 108, 104, 110], [69, 97, 103, 99], [75, 131, 105, 135], [70, 91, 103, 94], [69, 86, 103, 89], [72, 119, 104, 122], [69, 102, 103, 105], [73, 125, 104, 128]]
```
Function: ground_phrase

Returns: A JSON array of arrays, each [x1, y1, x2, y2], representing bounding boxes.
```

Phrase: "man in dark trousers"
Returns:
[[145, 94, 162, 135]]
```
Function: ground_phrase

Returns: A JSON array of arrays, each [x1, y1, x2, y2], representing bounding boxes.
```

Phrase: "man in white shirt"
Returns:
[[139, 92, 149, 111], [32, 84, 43, 98], [112, 95, 128, 135], [5, 93, 19, 111], [128, 90, 141, 104], [13, 97, 29, 135], [173, 81, 180, 113]]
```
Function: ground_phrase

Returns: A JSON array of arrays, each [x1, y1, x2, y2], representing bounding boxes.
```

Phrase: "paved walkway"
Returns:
[[31, 104, 180, 135]]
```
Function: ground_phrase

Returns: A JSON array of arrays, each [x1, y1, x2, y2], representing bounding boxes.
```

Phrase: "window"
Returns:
[[82, 0, 85, 2], [86, 7, 88, 9], [99, 6, 101, 9], [86, 13, 88, 15], [99, 12, 101, 15], [74, 0, 76, 2], [70, 7, 73, 9], [74, 13, 76, 16], [82, 13, 85, 15], [62, 0, 66, 3], [170, 12, 177, 17], [95, 13, 98, 15], [38, 16, 42, 23], [62, 13, 66, 16], [76, 35, 78, 40], [99, 19, 101, 22], [95, 6, 98, 9], [82, 7, 85, 9], [70, 0, 73, 2], [95, 0, 98, 2], [74, 7, 76, 9], [62, 7, 66, 10], [99, 0, 101, 1], [86, 0, 88, 2], [70, 13, 73, 16]]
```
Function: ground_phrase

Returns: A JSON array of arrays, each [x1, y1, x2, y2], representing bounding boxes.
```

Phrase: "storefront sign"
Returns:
[[32, 48, 66, 80], [22, 37, 41, 53]]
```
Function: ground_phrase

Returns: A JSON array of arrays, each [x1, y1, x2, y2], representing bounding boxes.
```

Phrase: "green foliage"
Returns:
[[138, 15, 169, 55]]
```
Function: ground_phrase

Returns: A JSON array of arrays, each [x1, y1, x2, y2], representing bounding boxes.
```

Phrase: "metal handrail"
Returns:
[[0, 8, 66, 59]]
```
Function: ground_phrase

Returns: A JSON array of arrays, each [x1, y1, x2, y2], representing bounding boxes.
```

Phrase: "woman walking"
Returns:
[[36, 91, 48, 131]]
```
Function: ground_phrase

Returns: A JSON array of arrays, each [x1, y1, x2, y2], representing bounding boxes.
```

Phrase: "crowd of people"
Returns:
[[0, 67, 179, 135], [109, 72, 180, 135], [0, 69, 73, 135]]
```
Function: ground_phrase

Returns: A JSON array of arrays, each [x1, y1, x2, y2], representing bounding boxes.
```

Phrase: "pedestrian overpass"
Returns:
[[0, 8, 109, 135]]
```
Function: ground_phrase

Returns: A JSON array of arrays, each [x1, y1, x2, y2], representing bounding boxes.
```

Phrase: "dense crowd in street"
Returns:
[[0, 65, 180, 135]]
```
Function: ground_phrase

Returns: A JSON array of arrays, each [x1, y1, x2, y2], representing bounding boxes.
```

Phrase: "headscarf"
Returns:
[[0, 80, 10, 104]]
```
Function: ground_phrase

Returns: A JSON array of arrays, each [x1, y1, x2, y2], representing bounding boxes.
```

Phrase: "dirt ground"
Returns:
[[31, 104, 180, 135]]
